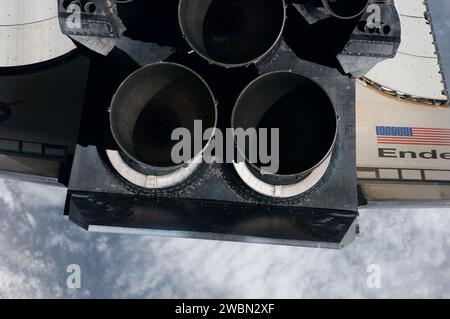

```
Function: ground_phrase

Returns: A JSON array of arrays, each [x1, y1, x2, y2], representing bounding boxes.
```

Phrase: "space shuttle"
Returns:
[[356, 1, 450, 202], [0, 0, 448, 248]]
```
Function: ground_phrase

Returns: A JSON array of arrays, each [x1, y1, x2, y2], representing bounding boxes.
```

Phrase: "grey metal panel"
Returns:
[[68, 192, 358, 249], [0, 55, 90, 152], [0, 170, 61, 186], [0, 154, 60, 178], [0, 0, 76, 67]]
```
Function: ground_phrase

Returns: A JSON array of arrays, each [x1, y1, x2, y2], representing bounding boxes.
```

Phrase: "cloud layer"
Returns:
[[1, 178, 450, 298]]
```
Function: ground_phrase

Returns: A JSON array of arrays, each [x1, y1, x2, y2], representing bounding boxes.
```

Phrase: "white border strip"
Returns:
[[106, 150, 201, 189], [233, 155, 332, 198]]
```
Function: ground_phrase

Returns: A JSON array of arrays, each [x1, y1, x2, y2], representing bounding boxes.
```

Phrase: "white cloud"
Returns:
[[2, 176, 450, 298]]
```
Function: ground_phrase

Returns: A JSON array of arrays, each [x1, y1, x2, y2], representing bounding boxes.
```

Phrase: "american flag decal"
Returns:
[[376, 126, 450, 146]]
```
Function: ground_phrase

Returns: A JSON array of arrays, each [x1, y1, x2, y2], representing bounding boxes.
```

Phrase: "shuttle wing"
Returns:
[[357, 0, 450, 202], [363, 0, 447, 102]]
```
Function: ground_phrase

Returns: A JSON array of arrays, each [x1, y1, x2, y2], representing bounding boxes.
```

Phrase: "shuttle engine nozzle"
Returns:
[[322, 0, 369, 19], [232, 71, 337, 197], [110, 63, 217, 184], [178, 0, 286, 67]]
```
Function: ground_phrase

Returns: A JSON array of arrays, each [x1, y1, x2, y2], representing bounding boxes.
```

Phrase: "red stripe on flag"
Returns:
[[377, 142, 450, 146], [412, 127, 450, 132], [378, 138, 450, 142]]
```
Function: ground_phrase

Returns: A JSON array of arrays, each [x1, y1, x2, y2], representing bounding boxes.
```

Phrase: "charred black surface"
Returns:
[[284, 3, 360, 69], [165, 51, 260, 162], [117, 0, 186, 49], [77, 47, 140, 149]]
